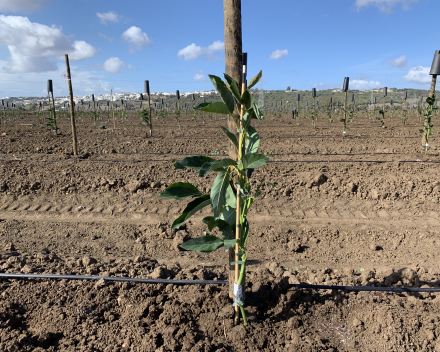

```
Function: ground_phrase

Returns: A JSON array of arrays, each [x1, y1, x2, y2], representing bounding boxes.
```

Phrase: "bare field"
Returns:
[[1, 112, 440, 351]]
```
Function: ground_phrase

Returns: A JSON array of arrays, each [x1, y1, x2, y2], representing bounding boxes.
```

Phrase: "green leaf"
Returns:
[[158, 183, 201, 200], [174, 156, 216, 171], [247, 70, 262, 90], [224, 239, 237, 249], [171, 195, 211, 229], [220, 184, 236, 225], [220, 205, 236, 226], [211, 170, 231, 219], [220, 126, 238, 150], [241, 90, 252, 109], [251, 103, 264, 120], [199, 158, 237, 177], [246, 126, 260, 154], [180, 235, 224, 252], [208, 75, 235, 114], [195, 102, 230, 115], [217, 219, 234, 240], [242, 153, 268, 170], [224, 74, 242, 104], [202, 216, 218, 231]]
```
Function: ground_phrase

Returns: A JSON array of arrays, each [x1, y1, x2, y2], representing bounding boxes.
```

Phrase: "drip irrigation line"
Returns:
[[0, 273, 227, 285], [0, 152, 403, 157], [0, 273, 436, 293], [290, 283, 440, 293], [0, 158, 437, 164]]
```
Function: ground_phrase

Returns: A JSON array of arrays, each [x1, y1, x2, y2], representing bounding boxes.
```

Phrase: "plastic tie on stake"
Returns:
[[233, 283, 243, 306]]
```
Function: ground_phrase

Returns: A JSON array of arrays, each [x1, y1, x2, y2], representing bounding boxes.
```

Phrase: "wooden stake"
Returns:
[[224, 0, 243, 311], [344, 91, 348, 131], [65, 54, 78, 156], [423, 75, 437, 151], [111, 90, 115, 130], [93, 99, 96, 127], [148, 92, 152, 136], [51, 91, 57, 134]]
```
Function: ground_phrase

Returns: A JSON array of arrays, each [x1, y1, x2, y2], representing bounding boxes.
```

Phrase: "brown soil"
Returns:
[[1, 112, 440, 351]]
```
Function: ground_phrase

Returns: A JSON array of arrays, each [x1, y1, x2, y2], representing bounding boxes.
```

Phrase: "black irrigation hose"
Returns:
[[0, 158, 437, 164], [0, 152, 403, 157], [0, 273, 437, 293], [290, 283, 440, 293], [0, 273, 227, 285]]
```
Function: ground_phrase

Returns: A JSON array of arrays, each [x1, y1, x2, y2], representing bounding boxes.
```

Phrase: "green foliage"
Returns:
[[326, 107, 334, 123], [139, 110, 149, 126], [158, 71, 267, 324], [45, 108, 57, 134], [420, 94, 436, 154]]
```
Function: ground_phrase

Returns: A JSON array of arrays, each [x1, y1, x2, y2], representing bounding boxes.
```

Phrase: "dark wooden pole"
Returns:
[[51, 91, 57, 134], [224, 0, 243, 303], [148, 93, 152, 136], [65, 54, 78, 156]]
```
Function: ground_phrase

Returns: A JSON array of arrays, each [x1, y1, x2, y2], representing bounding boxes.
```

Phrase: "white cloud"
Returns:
[[0, 15, 96, 73], [98, 33, 113, 43], [387, 55, 407, 68], [0, 0, 51, 13], [177, 41, 224, 61], [127, 64, 136, 69], [193, 74, 206, 83], [350, 79, 382, 90], [69, 41, 97, 61], [403, 66, 431, 85], [103, 57, 126, 73], [96, 11, 119, 25], [121, 26, 152, 52], [270, 49, 288, 60], [355, 0, 420, 13], [0, 60, 112, 97]]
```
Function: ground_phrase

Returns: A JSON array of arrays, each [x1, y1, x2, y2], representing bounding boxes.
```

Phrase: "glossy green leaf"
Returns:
[[246, 126, 260, 154], [171, 195, 211, 229], [211, 170, 231, 219], [174, 156, 216, 171], [195, 102, 230, 115], [220, 184, 236, 225], [224, 73, 242, 104], [199, 158, 237, 177], [224, 239, 237, 249], [242, 153, 268, 170], [202, 216, 218, 231], [252, 103, 264, 120], [180, 235, 224, 252], [241, 90, 252, 109], [158, 182, 201, 200], [217, 219, 234, 239], [208, 75, 235, 114], [247, 70, 262, 90], [220, 126, 238, 150]]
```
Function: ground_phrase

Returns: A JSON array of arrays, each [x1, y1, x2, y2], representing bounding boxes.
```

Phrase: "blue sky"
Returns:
[[0, 0, 438, 97]]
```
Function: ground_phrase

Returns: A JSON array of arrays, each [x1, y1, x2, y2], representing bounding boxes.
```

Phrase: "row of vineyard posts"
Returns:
[[1, 52, 439, 157]]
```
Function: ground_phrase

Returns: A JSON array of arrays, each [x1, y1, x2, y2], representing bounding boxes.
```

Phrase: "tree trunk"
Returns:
[[224, 0, 242, 300]]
